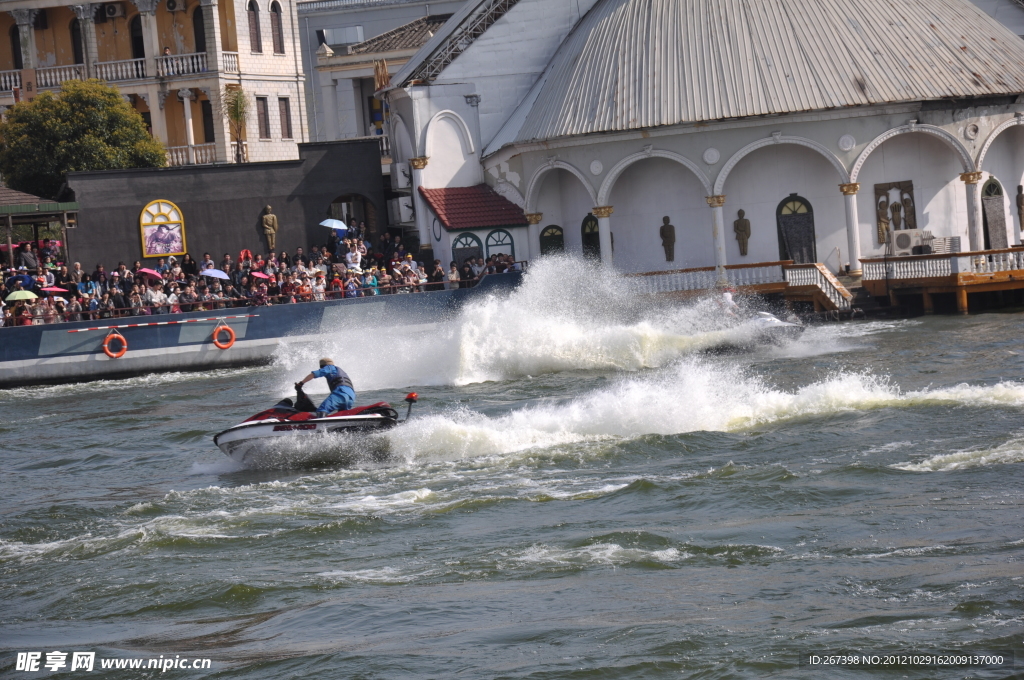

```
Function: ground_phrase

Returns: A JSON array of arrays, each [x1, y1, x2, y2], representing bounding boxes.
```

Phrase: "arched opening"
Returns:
[[452, 233, 482, 267], [329, 194, 376, 243], [982, 178, 1007, 250], [192, 7, 207, 53], [532, 167, 594, 257], [247, 1, 262, 53], [485, 229, 515, 259], [129, 16, 145, 60], [70, 19, 84, 64], [581, 214, 600, 260], [10, 26, 23, 70], [539, 225, 564, 255], [270, 1, 284, 54], [777, 194, 816, 263]]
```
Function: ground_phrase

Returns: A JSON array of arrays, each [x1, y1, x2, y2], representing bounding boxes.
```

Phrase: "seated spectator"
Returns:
[[181, 254, 198, 276]]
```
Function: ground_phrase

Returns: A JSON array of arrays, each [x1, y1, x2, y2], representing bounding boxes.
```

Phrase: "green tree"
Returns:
[[221, 86, 250, 163], [0, 79, 165, 199]]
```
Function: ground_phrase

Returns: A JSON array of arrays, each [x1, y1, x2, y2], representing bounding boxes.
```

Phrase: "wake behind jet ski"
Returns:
[[213, 357, 417, 468]]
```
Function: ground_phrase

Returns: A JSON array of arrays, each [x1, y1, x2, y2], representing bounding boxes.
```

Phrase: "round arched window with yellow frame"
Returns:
[[140, 200, 187, 258]]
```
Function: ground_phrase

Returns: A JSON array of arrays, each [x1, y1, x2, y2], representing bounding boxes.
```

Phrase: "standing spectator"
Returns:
[[447, 261, 460, 290], [181, 254, 198, 277], [17, 244, 38, 270], [429, 260, 446, 291]]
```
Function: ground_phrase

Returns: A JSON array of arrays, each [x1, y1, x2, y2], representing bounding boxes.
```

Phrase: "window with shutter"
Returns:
[[256, 97, 270, 139], [270, 2, 285, 54], [278, 98, 292, 139], [247, 1, 262, 53]]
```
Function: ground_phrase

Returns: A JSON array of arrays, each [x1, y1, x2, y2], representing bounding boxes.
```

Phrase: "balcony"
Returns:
[[0, 70, 21, 91], [222, 52, 239, 74], [94, 58, 147, 82], [37, 65, 86, 88], [156, 53, 209, 77], [167, 143, 217, 166], [230, 141, 249, 162]]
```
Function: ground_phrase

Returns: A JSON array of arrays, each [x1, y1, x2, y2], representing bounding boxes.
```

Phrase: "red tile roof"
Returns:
[[419, 185, 528, 230]]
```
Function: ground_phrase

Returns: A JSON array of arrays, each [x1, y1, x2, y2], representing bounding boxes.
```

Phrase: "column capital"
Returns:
[[839, 182, 861, 195], [592, 206, 614, 218], [130, 0, 158, 15], [960, 171, 983, 185], [9, 9, 34, 24], [72, 5, 92, 21], [409, 156, 429, 170], [525, 213, 543, 225], [178, 88, 195, 101], [199, 0, 219, 6], [705, 195, 726, 208]]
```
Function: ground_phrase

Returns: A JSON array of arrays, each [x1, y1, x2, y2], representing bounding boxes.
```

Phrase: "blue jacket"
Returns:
[[312, 364, 354, 395]]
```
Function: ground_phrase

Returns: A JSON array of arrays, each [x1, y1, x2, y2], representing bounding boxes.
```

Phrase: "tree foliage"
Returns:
[[0, 79, 166, 199], [221, 86, 250, 163]]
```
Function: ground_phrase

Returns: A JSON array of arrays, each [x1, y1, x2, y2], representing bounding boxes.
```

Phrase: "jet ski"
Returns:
[[213, 385, 417, 468], [742, 311, 805, 345]]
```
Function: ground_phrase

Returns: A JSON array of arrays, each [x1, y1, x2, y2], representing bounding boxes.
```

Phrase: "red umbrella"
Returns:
[[251, 272, 271, 279], [137, 268, 163, 279], [41, 286, 68, 292]]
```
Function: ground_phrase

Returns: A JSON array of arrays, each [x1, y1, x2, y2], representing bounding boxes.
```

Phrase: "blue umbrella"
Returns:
[[320, 219, 348, 233], [201, 269, 230, 280]]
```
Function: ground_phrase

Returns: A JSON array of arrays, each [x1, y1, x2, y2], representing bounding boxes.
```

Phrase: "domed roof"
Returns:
[[488, 0, 1024, 152]]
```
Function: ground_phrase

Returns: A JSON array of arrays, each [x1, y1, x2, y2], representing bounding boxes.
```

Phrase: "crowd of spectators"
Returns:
[[1, 230, 524, 327]]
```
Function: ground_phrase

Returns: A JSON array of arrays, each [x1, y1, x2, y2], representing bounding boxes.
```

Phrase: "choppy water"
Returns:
[[2, 260, 1024, 678]]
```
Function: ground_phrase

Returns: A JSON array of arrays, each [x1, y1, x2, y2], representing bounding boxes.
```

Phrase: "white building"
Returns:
[[295, 0, 464, 142], [379, 0, 1024, 277], [1, 0, 308, 165]]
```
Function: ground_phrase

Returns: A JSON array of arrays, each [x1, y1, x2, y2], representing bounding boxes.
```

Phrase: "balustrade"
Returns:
[[94, 58, 146, 81], [222, 52, 239, 73], [36, 65, 85, 88], [862, 247, 1024, 280], [156, 52, 208, 77], [0, 70, 21, 91]]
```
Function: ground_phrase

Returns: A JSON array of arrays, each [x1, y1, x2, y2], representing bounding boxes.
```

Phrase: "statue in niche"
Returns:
[[262, 205, 279, 252], [733, 209, 751, 256], [659, 216, 675, 262], [874, 181, 916, 244], [1017, 186, 1024, 232]]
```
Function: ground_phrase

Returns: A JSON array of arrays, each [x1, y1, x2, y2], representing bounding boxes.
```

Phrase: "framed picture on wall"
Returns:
[[139, 199, 187, 258]]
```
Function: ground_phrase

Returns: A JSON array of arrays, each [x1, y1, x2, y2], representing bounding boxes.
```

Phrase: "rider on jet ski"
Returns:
[[296, 358, 356, 417]]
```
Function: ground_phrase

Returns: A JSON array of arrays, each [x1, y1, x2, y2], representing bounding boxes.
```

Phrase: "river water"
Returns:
[[2, 261, 1023, 678]]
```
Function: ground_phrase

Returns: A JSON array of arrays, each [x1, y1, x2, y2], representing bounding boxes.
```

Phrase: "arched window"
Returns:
[[140, 200, 187, 258], [270, 1, 284, 54], [129, 15, 145, 60], [581, 213, 600, 260], [247, 1, 262, 54], [452, 233, 483, 267], [485, 229, 515, 260], [981, 178, 1007, 250], [539, 225, 564, 255], [192, 7, 207, 54], [776, 194, 816, 264], [11, 26, 24, 70], [70, 19, 84, 65]]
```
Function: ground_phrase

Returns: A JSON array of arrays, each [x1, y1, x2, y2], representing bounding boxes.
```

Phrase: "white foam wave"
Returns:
[[503, 543, 688, 567], [893, 436, 1024, 472]]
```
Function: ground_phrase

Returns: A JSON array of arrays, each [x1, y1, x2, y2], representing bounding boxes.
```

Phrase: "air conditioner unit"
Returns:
[[888, 229, 933, 257], [104, 3, 126, 18], [390, 162, 411, 190], [931, 236, 962, 254], [387, 197, 414, 224], [166, 0, 187, 11]]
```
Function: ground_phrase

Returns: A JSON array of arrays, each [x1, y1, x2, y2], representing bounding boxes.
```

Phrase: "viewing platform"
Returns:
[[861, 247, 1024, 314], [629, 261, 853, 312]]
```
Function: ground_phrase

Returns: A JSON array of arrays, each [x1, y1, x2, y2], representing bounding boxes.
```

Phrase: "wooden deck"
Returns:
[[861, 247, 1024, 314]]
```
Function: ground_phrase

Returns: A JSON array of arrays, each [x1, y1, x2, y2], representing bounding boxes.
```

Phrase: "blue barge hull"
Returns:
[[0, 273, 523, 388]]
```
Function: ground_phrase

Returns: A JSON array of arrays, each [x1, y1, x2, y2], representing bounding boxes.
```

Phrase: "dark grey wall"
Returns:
[[65, 139, 385, 268]]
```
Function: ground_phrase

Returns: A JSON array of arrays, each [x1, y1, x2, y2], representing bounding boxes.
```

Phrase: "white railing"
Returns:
[[784, 263, 853, 310], [862, 247, 1024, 281], [222, 52, 239, 73], [629, 262, 787, 295], [0, 69, 21, 91], [156, 52, 208, 77], [230, 141, 248, 162], [378, 134, 391, 158], [36, 64, 86, 88], [95, 58, 146, 81], [166, 146, 191, 167], [194, 143, 216, 164]]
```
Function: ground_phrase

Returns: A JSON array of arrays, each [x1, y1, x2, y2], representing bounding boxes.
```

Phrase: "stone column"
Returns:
[[961, 172, 984, 252], [72, 6, 98, 78], [131, 0, 160, 78], [179, 88, 196, 164], [592, 206, 614, 267], [409, 156, 430, 249], [10, 10, 37, 69], [525, 213, 543, 262], [317, 73, 339, 141], [152, 88, 170, 148], [839, 182, 862, 275], [199, 0, 222, 71], [706, 195, 728, 284]]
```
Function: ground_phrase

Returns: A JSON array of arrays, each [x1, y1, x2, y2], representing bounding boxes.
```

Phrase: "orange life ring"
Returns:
[[102, 332, 128, 359], [212, 324, 236, 350]]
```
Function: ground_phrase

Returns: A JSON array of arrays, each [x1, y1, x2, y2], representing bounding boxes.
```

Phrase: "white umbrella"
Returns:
[[202, 269, 230, 280], [320, 219, 348, 233]]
